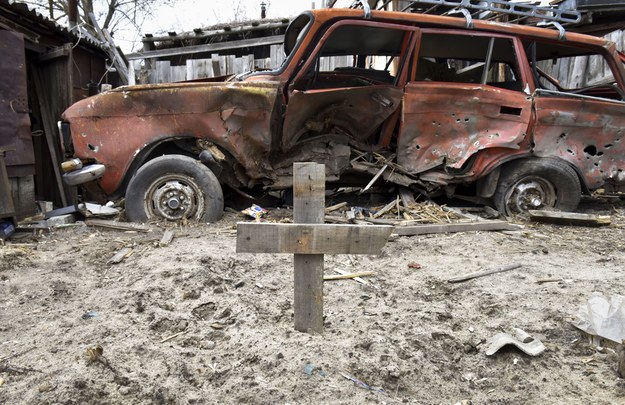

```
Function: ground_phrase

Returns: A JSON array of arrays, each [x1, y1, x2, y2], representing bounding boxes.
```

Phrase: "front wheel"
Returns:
[[125, 155, 224, 223], [492, 158, 581, 216]]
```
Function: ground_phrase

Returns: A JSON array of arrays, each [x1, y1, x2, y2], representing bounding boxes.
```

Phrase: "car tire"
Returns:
[[492, 158, 581, 216], [125, 155, 224, 223]]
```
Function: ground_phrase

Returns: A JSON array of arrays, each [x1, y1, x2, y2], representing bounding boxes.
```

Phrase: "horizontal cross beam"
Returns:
[[236, 223, 393, 255]]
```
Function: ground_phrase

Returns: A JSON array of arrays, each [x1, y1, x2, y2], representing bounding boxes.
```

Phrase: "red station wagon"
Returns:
[[60, 5, 625, 222]]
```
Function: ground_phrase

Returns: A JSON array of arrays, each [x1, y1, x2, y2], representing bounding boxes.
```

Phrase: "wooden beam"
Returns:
[[528, 210, 611, 226], [85, 219, 151, 233], [236, 223, 393, 254], [293, 162, 325, 334], [126, 35, 285, 60], [393, 220, 518, 236], [30, 67, 68, 207]]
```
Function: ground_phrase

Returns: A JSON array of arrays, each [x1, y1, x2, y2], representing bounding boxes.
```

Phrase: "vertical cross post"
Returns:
[[293, 162, 325, 333]]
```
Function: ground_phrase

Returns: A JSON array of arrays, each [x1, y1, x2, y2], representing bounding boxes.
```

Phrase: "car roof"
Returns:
[[307, 8, 611, 50]]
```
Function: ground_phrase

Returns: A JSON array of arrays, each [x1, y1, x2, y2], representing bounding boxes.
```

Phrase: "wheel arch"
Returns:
[[477, 155, 590, 199], [113, 137, 207, 198]]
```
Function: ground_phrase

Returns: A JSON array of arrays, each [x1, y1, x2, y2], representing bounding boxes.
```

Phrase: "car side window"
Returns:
[[294, 24, 412, 90], [416, 32, 523, 92], [526, 40, 624, 101]]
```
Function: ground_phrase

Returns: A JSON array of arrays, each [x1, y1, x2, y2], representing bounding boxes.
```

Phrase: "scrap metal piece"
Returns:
[[485, 328, 546, 356]]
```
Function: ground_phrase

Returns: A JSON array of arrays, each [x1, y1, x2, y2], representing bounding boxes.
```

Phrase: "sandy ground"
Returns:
[[1, 195, 625, 404]]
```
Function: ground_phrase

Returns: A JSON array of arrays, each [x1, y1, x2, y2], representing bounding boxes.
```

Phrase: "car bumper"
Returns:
[[62, 163, 106, 186]]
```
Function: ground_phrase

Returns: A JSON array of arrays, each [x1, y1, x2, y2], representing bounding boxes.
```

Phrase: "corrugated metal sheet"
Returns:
[[0, 0, 102, 49]]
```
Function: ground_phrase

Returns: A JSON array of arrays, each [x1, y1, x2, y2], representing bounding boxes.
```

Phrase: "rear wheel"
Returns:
[[492, 158, 581, 216], [125, 155, 224, 223]]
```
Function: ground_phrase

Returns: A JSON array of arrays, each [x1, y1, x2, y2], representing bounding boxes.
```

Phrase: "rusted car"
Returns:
[[60, 7, 625, 222]]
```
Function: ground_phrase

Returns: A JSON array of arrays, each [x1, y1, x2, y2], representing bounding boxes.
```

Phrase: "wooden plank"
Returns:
[[236, 223, 393, 254], [171, 65, 187, 82], [186, 59, 196, 80], [210, 54, 221, 77], [85, 219, 152, 233], [393, 220, 518, 236], [372, 197, 398, 219], [126, 35, 285, 60], [293, 162, 325, 334], [528, 210, 611, 226], [399, 188, 416, 207], [30, 67, 68, 207], [155, 60, 171, 83], [108, 247, 133, 264], [159, 229, 175, 247]]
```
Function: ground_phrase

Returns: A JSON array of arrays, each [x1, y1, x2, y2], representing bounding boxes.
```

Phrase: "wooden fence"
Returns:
[[538, 30, 625, 89], [130, 29, 625, 86], [130, 44, 287, 84]]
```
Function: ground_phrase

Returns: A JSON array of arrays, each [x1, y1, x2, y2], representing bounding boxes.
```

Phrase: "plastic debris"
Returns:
[[81, 311, 98, 320], [303, 364, 315, 375], [340, 372, 384, 393], [0, 221, 15, 240], [485, 328, 546, 356], [241, 204, 268, 220], [572, 292, 625, 343]]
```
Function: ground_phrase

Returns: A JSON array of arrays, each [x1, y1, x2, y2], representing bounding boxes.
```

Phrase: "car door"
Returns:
[[282, 20, 418, 153], [398, 31, 533, 176], [527, 40, 625, 191]]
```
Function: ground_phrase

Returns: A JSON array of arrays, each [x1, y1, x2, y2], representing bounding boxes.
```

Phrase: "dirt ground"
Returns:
[[1, 194, 625, 405]]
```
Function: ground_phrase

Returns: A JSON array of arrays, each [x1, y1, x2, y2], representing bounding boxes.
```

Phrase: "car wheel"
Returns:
[[492, 158, 581, 216], [125, 155, 224, 223]]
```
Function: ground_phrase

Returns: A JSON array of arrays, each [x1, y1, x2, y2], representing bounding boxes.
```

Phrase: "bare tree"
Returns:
[[17, 0, 173, 39]]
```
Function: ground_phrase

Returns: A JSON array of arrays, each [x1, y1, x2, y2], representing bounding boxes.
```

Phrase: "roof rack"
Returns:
[[346, 0, 582, 38]]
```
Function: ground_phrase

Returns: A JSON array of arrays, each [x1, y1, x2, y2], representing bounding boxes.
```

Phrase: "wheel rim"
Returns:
[[504, 176, 557, 215], [145, 174, 204, 221]]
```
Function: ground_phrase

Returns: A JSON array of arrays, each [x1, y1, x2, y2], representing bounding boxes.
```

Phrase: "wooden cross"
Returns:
[[236, 162, 393, 334]]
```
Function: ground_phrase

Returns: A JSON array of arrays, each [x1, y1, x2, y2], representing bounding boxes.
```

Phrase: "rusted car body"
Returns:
[[60, 8, 625, 221]]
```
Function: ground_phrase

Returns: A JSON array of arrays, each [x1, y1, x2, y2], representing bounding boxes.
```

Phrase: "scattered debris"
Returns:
[[85, 345, 104, 363], [485, 328, 546, 356], [241, 204, 268, 220], [448, 263, 522, 283], [572, 293, 625, 344], [303, 363, 315, 375], [45, 214, 75, 227], [528, 210, 611, 226], [325, 202, 348, 213], [85, 219, 151, 233], [0, 220, 15, 240], [84, 344, 114, 372], [341, 372, 384, 393], [160, 331, 187, 343], [618, 343, 625, 378], [159, 229, 175, 247], [536, 278, 566, 285], [43, 204, 85, 220], [331, 268, 371, 287], [323, 271, 375, 281], [372, 197, 398, 219], [107, 247, 133, 264], [84, 203, 120, 217], [81, 311, 98, 320]]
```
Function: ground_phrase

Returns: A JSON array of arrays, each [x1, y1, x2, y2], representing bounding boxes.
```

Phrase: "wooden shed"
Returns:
[[0, 0, 118, 220]]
